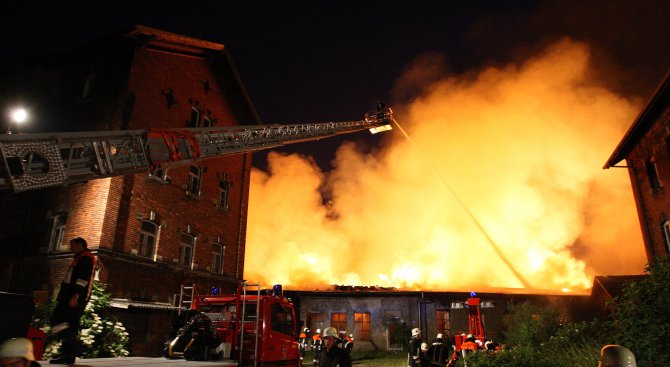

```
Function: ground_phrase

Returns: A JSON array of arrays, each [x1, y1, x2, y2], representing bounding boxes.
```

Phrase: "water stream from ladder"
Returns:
[[391, 117, 532, 289]]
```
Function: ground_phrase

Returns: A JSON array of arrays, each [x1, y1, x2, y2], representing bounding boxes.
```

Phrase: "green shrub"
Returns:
[[610, 256, 670, 367], [32, 281, 130, 359]]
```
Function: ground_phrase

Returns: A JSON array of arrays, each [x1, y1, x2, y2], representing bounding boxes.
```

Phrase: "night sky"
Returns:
[[1, 0, 669, 169]]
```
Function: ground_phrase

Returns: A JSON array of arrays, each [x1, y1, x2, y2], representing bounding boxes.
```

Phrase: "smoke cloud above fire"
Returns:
[[245, 38, 646, 292]]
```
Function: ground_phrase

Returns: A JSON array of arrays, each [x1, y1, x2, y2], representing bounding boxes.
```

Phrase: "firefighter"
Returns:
[[0, 338, 40, 367], [598, 345, 637, 367], [318, 327, 352, 367], [312, 328, 322, 366], [460, 334, 479, 357], [344, 333, 354, 354], [299, 327, 310, 360], [419, 342, 430, 367], [407, 327, 422, 367], [432, 333, 445, 346], [428, 333, 447, 366], [49, 237, 96, 365]]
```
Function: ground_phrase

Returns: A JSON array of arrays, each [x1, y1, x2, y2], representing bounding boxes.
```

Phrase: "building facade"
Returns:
[[287, 289, 590, 351], [605, 71, 670, 260], [0, 25, 259, 355]]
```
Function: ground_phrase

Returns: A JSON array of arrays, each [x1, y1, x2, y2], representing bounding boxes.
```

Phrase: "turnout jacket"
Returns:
[[57, 248, 96, 304], [318, 345, 352, 367]]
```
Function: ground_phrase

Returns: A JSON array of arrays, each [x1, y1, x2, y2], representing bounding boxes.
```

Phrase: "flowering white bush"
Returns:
[[32, 282, 131, 359]]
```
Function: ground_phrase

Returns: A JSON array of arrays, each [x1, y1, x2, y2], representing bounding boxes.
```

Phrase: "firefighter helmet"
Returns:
[[436, 333, 443, 339], [322, 327, 339, 338], [412, 328, 421, 336], [316, 328, 321, 334], [0, 338, 35, 361], [349, 334, 354, 338], [421, 342, 428, 352], [598, 345, 637, 367]]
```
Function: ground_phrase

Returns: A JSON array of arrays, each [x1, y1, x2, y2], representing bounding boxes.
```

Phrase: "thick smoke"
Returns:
[[245, 38, 646, 292]]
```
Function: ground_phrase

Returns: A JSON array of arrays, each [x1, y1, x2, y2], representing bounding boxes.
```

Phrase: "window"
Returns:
[[435, 310, 450, 336], [150, 166, 170, 183], [218, 177, 231, 209], [354, 312, 371, 340], [48, 213, 68, 251], [307, 312, 324, 335], [187, 165, 202, 196], [663, 221, 670, 255], [180, 231, 196, 268], [212, 241, 224, 274], [190, 106, 201, 128], [139, 220, 159, 258], [646, 157, 661, 191], [330, 312, 347, 333], [203, 115, 214, 128], [271, 302, 295, 336]]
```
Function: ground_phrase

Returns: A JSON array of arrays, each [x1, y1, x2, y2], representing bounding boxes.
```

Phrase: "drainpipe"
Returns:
[[235, 153, 249, 280], [628, 162, 656, 260]]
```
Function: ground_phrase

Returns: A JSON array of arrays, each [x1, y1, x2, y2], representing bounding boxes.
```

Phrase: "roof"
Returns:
[[123, 25, 261, 125], [604, 70, 670, 168], [592, 275, 648, 300]]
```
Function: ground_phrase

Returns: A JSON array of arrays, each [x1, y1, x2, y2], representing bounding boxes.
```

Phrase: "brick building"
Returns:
[[0, 25, 259, 354], [605, 70, 670, 260]]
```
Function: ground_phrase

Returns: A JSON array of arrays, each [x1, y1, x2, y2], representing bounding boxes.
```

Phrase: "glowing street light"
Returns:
[[7, 107, 28, 134]]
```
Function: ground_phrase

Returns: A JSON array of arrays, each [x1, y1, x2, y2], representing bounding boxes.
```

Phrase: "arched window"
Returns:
[[139, 219, 159, 258], [180, 231, 196, 268], [646, 157, 661, 191], [188, 165, 202, 196], [212, 241, 225, 274]]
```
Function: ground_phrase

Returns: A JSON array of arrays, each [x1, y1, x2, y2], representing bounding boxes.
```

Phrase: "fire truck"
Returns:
[[445, 292, 493, 367], [165, 282, 299, 366], [0, 104, 393, 365]]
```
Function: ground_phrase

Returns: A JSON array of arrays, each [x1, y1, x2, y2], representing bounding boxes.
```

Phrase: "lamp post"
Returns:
[[7, 107, 28, 134]]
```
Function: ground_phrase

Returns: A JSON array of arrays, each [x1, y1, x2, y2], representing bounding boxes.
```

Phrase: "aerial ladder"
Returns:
[[0, 104, 393, 193]]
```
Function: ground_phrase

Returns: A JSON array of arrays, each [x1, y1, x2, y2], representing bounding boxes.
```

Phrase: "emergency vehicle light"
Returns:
[[212, 287, 220, 295], [273, 284, 283, 297]]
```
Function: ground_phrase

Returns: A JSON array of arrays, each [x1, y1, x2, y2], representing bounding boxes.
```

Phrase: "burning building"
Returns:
[[286, 287, 590, 351]]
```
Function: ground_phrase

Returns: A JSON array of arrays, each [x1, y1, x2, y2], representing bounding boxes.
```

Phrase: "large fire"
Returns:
[[244, 38, 646, 293]]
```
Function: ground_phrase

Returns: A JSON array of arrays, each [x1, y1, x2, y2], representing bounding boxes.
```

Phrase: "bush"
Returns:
[[610, 256, 670, 367], [32, 282, 130, 359], [502, 301, 560, 348]]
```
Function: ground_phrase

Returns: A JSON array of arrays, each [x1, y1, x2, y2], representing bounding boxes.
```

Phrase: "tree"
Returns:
[[611, 256, 670, 367]]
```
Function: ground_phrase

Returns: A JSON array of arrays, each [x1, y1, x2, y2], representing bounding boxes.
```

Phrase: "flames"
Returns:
[[244, 38, 646, 292]]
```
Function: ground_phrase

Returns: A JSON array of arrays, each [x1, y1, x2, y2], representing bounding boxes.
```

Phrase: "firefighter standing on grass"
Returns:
[[318, 327, 352, 367], [312, 328, 322, 365], [407, 328, 422, 367], [344, 333, 354, 354], [299, 327, 310, 360]]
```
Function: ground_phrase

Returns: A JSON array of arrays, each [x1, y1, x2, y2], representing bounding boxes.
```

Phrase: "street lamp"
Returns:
[[7, 107, 28, 134]]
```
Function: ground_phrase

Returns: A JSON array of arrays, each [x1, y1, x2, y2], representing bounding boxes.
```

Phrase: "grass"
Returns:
[[350, 349, 407, 367]]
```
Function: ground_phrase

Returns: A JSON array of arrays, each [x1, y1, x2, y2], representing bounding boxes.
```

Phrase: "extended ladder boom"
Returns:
[[0, 105, 392, 192]]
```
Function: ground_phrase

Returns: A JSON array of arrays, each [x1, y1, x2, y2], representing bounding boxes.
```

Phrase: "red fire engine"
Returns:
[[0, 105, 393, 362], [165, 282, 300, 366]]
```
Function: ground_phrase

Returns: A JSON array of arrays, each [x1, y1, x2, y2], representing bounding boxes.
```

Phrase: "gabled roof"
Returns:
[[123, 25, 261, 125], [604, 70, 670, 168]]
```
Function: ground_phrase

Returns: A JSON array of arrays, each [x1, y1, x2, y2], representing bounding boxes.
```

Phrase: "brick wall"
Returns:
[[626, 104, 670, 259]]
